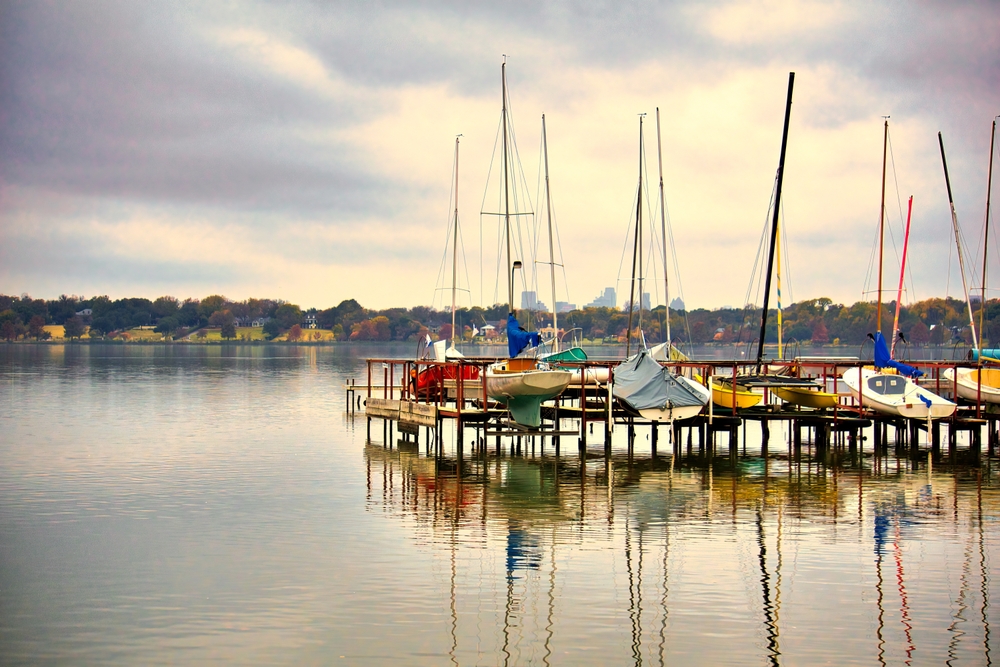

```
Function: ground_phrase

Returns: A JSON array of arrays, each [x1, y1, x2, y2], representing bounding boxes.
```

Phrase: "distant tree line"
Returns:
[[1, 292, 996, 349]]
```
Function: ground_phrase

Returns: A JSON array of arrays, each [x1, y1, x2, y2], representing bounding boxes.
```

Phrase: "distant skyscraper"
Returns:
[[521, 291, 548, 312], [556, 301, 576, 313], [670, 297, 686, 311], [586, 287, 616, 309]]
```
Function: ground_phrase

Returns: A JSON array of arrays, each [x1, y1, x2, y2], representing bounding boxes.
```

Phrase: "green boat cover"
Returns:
[[540, 347, 588, 363]]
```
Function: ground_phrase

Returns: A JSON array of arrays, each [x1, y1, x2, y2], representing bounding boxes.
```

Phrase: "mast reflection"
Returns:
[[364, 442, 997, 665]]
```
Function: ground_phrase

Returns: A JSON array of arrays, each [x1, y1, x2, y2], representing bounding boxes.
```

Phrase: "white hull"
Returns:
[[842, 367, 956, 419], [568, 367, 611, 386], [943, 367, 1000, 404], [637, 376, 710, 422], [485, 362, 572, 428], [486, 367, 573, 399]]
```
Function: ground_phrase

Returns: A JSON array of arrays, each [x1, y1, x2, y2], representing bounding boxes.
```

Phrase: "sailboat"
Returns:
[[769, 213, 840, 409], [484, 62, 572, 429], [716, 72, 820, 409], [942, 121, 1000, 403], [612, 113, 710, 422], [842, 120, 956, 419], [412, 136, 480, 400], [534, 114, 610, 386]]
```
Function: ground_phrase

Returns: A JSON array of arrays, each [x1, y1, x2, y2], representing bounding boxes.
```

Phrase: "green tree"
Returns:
[[275, 304, 303, 329], [198, 295, 228, 320], [262, 319, 282, 340], [152, 296, 179, 318], [221, 320, 237, 340], [155, 316, 180, 337], [63, 316, 86, 339]]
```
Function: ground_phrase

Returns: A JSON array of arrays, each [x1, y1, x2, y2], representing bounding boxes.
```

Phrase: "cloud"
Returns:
[[1, 1, 998, 309]]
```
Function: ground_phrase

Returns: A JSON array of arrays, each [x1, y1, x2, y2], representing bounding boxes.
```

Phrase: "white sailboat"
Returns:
[[612, 112, 709, 422], [941, 122, 1000, 403], [534, 113, 610, 386], [842, 120, 955, 419], [484, 61, 571, 429]]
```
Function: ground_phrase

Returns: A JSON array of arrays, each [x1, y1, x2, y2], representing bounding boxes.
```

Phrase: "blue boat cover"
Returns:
[[873, 331, 922, 378], [507, 314, 541, 358], [613, 351, 706, 410]]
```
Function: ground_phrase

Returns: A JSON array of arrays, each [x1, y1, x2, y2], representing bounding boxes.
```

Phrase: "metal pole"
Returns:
[[542, 114, 559, 352], [656, 107, 671, 351], [451, 135, 460, 348], [877, 119, 889, 334], [980, 118, 997, 348], [939, 132, 980, 352], [502, 60, 514, 316], [755, 72, 795, 373]]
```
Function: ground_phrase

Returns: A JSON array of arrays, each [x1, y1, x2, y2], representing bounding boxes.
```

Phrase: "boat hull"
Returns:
[[704, 378, 762, 410], [635, 377, 711, 422], [943, 367, 1000, 404], [842, 367, 956, 419], [771, 386, 839, 410], [486, 364, 572, 428]]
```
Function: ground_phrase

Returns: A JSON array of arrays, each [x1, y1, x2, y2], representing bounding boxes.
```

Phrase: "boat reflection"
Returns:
[[364, 443, 997, 666]]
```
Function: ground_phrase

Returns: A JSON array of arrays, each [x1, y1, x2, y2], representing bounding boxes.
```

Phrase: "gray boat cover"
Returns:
[[613, 351, 706, 410]]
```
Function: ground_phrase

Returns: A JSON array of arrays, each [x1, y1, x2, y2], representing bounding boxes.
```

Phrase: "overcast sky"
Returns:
[[2, 0, 999, 311]]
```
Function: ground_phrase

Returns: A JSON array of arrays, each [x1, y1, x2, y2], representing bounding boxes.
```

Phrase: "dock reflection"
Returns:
[[364, 441, 998, 666]]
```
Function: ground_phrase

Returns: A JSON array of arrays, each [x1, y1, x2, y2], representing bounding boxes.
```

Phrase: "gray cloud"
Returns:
[[3, 1, 996, 218], [0, 1, 395, 216]]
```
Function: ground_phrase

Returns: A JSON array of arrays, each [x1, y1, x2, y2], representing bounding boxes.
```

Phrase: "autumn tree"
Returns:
[[28, 315, 46, 339], [287, 324, 303, 341], [811, 319, 829, 344]]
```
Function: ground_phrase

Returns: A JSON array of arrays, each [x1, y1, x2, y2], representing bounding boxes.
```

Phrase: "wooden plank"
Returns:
[[398, 401, 438, 427], [366, 397, 400, 420]]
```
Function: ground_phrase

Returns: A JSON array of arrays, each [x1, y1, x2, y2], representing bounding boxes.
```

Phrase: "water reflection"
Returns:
[[366, 442, 999, 665]]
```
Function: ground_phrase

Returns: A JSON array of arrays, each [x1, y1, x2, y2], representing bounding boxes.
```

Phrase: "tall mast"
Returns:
[[877, 118, 888, 334], [890, 196, 913, 359], [980, 118, 997, 347], [638, 116, 644, 341], [776, 217, 782, 358], [542, 114, 558, 352], [655, 107, 671, 353], [755, 72, 795, 373], [939, 131, 980, 352], [626, 115, 645, 357], [450, 135, 460, 349], [502, 60, 514, 317]]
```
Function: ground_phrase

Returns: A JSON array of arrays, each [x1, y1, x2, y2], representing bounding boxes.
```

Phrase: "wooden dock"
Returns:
[[347, 356, 999, 462]]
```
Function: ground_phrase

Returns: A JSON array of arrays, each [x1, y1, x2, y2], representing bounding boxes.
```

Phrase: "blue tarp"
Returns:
[[507, 314, 540, 358], [873, 331, 923, 378]]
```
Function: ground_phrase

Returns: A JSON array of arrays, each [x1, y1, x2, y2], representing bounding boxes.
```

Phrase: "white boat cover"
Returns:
[[613, 351, 706, 410]]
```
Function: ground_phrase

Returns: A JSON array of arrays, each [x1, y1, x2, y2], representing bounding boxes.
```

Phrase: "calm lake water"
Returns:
[[1, 344, 997, 665]]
